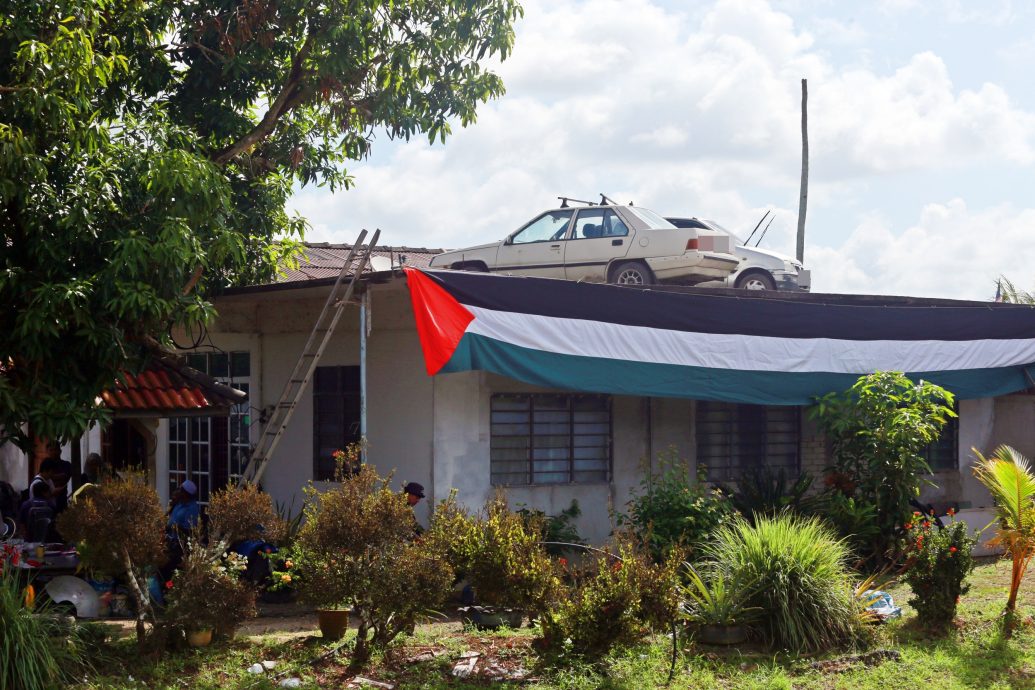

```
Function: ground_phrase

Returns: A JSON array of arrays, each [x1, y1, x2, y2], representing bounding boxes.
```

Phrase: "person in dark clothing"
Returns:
[[402, 482, 425, 538]]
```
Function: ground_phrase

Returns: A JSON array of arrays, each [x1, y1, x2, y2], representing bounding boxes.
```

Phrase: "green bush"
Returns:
[[517, 499, 586, 556], [428, 493, 558, 613], [294, 465, 454, 662], [617, 452, 731, 561], [536, 540, 681, 663], [815, 492, 880, 561], [707, 514, 860, 652], [717, 466, 818, 523], [0, 546, 92, 690], [812, 371, 955, 563], [901, 513, 975, 629], [163, 542, 257, 637]]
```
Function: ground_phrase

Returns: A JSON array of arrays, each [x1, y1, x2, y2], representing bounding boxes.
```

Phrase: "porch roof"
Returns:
[[101, 354, 247, 419]]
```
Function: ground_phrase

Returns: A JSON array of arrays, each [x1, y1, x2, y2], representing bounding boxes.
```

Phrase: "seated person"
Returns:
[[167, 480, 200, 534], [18, 483, 54, 540]]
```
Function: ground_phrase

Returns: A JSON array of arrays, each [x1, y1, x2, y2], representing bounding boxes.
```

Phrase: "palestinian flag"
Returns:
[[404, 268, 1035, 405]]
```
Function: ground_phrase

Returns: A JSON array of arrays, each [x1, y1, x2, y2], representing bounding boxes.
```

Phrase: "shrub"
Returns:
[[812, 371, 955, 563], [441, 495, 558, 612], [536, 539, 681, 663], [707, 514, 860, 653], [717, 467, 818, 523], [207, 483, 286, 545], [680, 563, 757, 627], [900, 513, 975, 629], [294, 465, 454, 661], [0, 545, 93, 690], [163, 540, 257, 637], [57, 477, 166, 646], [617, 452, 731, 561], [517, 499, 586, 556], [814, 492, 880, 562]]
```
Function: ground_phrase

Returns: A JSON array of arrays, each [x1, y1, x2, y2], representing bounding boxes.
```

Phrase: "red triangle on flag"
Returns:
[[404, 268, 475, 375]]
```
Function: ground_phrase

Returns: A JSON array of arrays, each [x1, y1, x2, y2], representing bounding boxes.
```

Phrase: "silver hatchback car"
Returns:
[[428, 203, 740, 285]]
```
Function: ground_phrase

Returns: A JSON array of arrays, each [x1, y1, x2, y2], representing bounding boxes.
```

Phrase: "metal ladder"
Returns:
[[241, 228, 381, 486]]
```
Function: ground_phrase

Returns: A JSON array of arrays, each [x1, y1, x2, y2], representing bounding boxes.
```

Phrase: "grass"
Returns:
[[73, 559, 1035, 689]]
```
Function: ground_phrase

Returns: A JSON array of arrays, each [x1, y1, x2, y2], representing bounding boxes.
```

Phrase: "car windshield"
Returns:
[[626, 207, 676, 229], [704, 220, 744, 245]]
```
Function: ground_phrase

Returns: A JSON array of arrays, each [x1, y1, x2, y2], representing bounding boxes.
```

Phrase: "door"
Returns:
[[494, 210, 574, 277], [563, 208, 633, 282]]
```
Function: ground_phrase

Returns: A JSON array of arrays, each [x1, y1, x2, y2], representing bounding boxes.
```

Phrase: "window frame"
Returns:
[[490, 393, 612, 486], [312, 365, 362, 482], [695, 401, 802, 484]]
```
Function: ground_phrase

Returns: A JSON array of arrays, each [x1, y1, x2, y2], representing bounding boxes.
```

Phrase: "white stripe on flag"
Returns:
[[465, 305, 1035, 374]]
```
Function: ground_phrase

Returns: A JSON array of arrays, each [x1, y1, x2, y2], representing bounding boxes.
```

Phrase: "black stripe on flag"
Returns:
[[421, 270, 1035, 342]]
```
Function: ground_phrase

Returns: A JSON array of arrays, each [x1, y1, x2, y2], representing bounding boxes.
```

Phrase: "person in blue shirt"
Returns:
[[159, 480, 201, 587], [167, 480, 200, 532]]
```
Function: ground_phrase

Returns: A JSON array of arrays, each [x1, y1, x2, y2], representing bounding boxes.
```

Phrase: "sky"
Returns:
[[289, 0, 1035, 300]]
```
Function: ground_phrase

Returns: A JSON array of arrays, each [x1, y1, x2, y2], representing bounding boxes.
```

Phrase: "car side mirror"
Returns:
[[504, 237, 513, 246]]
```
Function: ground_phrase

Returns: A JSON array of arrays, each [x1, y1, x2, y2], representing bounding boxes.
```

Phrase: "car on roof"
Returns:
[[665, 217, 811, 291], [428, 202, 740, 285]]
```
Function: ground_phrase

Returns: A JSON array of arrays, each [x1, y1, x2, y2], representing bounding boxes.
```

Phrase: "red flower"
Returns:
[[612, 560, 622, 571], [904, 523, 913, 530], [949, 546, 957, 553], [922, 521, 931, 528], [558, 557, 568, 568], [947, 507, 956, 517], [165, 580, 174, 590], [913, 511, 922, 517]]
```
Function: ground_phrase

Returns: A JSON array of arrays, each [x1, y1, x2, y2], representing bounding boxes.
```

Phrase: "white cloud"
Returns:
[[289, 0, 1035, 300], [810, 200, 1035, 300]]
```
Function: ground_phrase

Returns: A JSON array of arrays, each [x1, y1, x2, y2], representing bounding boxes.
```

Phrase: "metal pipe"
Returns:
[[360, 289, 368, 464]]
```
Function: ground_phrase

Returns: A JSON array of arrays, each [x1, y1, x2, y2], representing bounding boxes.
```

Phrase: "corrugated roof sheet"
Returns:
[[278, 243, 442, 284], [101, 357, 245, 417]]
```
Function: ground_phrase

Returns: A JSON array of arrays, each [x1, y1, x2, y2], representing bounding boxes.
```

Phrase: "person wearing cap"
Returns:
[[167, 480, 200, 532], [402, 482, 425, 538]]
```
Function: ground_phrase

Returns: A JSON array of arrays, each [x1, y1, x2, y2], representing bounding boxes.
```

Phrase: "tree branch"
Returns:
[[211, 34, 316, 166]]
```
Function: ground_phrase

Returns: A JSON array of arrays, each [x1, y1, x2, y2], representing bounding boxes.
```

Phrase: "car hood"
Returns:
[[735, 244, 799, 268]]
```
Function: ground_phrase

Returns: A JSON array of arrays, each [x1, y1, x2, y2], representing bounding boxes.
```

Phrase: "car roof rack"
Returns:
[[557, 196, 597, 208]]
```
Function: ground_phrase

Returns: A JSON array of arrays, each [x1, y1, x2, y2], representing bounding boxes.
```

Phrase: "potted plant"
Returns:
[[680, 563, 756, 645], [164, 540, 257, 646], [294, 464, 455, 657]]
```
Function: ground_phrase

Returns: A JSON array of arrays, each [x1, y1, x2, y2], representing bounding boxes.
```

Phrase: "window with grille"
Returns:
[[695, 402, 801, 483], [490, 394, 611, 485], [168, 350, 251, 503], [312, 366, 361, 481], [923, 412, 959, 471]]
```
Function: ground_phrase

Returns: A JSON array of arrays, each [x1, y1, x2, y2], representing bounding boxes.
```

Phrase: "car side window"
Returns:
[[511, 211, 574, 244], [603, 210, 629, 237], [572, 209, 606, 239]]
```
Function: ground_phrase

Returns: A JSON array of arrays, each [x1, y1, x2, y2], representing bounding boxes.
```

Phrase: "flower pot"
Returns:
[[698, 624, 747, 646], [316, 608, 350, 640], [460, 606, 523, 630], [187, 629, 213, 648]]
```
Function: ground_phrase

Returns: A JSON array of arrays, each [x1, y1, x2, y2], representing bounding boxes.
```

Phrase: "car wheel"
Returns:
[[611, 262, 653, 286], [735, 271, 776, 291]]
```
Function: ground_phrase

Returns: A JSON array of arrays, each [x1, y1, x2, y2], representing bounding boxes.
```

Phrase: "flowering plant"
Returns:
[[164, 541, 257, 634], [901, 511, 975, 629]]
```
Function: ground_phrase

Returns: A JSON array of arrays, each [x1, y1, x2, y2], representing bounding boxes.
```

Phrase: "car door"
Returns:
[[494, 210, 574, 277], [563, 208, 633, 282]]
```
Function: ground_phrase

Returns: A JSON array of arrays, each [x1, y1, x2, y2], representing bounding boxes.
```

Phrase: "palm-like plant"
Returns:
[[972, 444, 1035, 636]]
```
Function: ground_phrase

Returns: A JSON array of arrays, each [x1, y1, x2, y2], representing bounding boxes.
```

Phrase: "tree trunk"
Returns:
[[796, 78, 808, 264], [121, 548, 154, 648], [1004, 556, 1025, 637]]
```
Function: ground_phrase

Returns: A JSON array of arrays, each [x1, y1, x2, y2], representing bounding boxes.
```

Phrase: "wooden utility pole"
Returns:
[[796, 78, 808, 263]]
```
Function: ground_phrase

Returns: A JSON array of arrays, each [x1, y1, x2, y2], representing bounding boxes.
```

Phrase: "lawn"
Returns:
[[75, 559, 1035, 690]]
